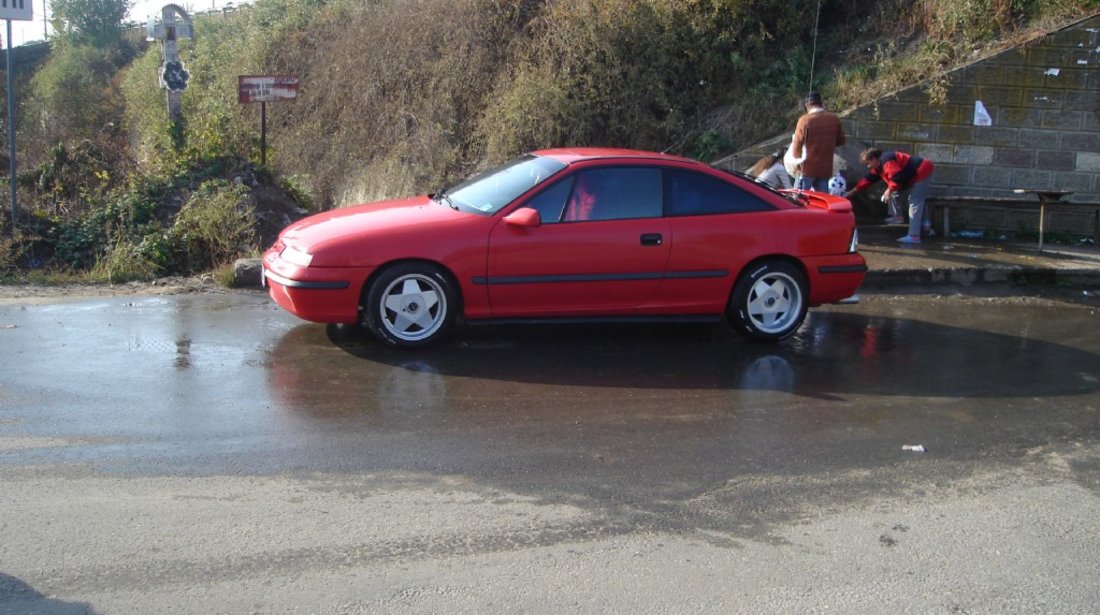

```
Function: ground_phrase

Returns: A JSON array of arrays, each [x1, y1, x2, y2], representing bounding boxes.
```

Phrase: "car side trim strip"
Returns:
[[263, 270, 350, 290], [467, 315, 723, 326], [817, 264, 868, 274], [663, 270, 727, 279], [471, 270, 727, 285]]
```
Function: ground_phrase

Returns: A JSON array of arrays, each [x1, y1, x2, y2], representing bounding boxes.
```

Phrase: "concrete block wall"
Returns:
[[716, 12, 1100, 205], [846, 13, 1100, 202]]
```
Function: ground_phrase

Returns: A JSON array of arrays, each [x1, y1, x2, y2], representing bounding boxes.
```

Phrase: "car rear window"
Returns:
[[667, 169, 775, 216]]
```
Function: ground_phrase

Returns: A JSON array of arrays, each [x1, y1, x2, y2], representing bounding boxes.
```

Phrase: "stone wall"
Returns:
[[852, 13, 1100, 201], [716, 12, 1100, 207]]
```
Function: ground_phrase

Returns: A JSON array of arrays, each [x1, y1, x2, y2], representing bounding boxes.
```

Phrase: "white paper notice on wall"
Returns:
[[973, 100, 993, 126]]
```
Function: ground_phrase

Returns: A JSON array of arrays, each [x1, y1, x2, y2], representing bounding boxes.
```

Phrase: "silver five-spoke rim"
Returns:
[[379, 274, 447, 342], [745, 272, 803, 334]]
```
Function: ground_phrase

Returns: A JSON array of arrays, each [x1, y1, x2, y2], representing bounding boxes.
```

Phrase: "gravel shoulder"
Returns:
[[0, 276, 233, 305]]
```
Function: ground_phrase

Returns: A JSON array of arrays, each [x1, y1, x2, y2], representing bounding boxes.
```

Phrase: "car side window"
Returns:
[[668, 170, 774, 216], [563, 167, 662, 222], [524, 177, 575, 223]]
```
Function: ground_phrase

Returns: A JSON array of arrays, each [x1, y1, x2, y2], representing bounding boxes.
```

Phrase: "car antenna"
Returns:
[[661, 132, 691, 155], [807, 0, 822, 95]]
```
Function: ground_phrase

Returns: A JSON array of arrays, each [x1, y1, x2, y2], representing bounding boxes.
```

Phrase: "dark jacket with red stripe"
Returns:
[[853, 151, 935, 192]]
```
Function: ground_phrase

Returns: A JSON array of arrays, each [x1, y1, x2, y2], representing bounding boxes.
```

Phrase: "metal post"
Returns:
[[1038, 201, 1046, 254], [260, 101, 267, 166], [6, 19, 15, 231]]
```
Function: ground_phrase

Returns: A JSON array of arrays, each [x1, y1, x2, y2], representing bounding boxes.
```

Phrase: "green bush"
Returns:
[[53, 192, 159, 270], [29, 41, 135, 152], [120, 46, 177, 171], [90, 238, 161, 283], [473, 0, 836, 164], [165, 180, 257, 274], [0, 236, 14, 273]]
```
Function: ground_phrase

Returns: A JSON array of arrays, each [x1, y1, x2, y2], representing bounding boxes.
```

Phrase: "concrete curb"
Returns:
[[862, 266, 1100, 288]]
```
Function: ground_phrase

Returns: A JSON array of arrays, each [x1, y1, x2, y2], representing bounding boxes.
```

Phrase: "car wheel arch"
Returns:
[[358, 258, 465, 321], [728, 255, 809, 299], [726, 255, 810, 342]]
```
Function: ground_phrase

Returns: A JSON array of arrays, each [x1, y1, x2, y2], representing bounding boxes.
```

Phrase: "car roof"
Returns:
[[532, 147, 701, 166]]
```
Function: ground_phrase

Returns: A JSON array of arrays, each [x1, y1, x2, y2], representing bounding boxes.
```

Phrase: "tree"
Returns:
[[50, 0, 132, 47]]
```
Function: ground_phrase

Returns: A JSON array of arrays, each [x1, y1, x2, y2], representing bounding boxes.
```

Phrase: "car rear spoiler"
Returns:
[[780, 189, 853, 213]]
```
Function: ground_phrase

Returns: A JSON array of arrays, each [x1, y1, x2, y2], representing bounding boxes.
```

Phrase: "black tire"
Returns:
[[728, 260, 808, 342], [362, 263, 456, 349]]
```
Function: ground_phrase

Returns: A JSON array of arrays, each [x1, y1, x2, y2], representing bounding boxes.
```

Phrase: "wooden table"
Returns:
[[1012, 189, 1074, 252]]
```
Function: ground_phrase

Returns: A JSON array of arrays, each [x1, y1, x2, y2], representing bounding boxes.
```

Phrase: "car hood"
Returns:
[[279, 195, 468, 254]]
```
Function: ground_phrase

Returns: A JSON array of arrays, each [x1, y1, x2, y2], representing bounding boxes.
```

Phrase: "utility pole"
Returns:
[[1, 0, 32, 234], [5, 22, 13, 232]]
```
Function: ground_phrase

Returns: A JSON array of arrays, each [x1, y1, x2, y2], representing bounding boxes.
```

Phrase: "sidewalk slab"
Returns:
[[858, 225, 1100, 289]]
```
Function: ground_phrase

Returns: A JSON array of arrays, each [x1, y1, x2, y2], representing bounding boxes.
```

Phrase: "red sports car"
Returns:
[[262, 148, 865, 348]]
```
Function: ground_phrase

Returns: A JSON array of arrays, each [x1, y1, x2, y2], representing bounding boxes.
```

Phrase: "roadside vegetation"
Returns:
[[0, 0, 1094, 282]]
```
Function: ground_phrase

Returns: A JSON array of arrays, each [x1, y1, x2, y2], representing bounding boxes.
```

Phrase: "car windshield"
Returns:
[[444, 155, 568, 215]]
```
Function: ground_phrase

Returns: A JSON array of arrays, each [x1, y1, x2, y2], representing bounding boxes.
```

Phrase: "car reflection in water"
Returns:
[[266, 310, 1100, 421], [259, 310, 1100, 493]]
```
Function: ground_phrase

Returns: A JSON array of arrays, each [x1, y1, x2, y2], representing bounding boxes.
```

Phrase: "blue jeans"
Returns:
[[905, 178, 933, 238], [796, 176, 830, 192]]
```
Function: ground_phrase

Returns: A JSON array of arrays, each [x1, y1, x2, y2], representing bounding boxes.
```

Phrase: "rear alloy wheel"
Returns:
[[729, 261, 807, 342], [363, 263, 456, 349]]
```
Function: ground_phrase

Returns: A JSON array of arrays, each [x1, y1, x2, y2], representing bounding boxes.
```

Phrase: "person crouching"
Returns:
[[846, 147, 936, 244]]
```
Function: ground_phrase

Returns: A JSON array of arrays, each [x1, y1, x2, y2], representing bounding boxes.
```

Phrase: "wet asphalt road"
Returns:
[[2, 289, 1100, 613]]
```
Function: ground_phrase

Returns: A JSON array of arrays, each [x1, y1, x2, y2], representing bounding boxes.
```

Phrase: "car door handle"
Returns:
[[640, 233, 663, 246]]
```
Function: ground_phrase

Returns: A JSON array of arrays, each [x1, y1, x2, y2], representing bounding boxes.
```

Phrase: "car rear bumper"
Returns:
[[804, 253, 867, 305]]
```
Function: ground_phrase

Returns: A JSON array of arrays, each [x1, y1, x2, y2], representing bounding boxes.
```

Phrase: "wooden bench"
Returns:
[[926, 194, 1100, 252]]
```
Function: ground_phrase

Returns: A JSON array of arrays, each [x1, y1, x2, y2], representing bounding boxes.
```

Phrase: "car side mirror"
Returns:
[[504, 207, 541, 227]]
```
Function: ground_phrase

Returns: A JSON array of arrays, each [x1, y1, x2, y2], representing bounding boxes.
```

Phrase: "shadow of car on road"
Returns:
[[259, 313, 1100, 543], [293, 311, 1100, 400]]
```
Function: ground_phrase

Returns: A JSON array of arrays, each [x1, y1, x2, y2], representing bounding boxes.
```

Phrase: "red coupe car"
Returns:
[[262, 148, 866, 348]]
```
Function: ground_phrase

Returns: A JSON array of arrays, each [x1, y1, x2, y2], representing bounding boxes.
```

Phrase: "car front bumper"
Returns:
[[262, 248, 371, 324]]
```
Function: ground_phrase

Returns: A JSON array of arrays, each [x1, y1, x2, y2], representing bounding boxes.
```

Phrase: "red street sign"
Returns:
[[238, 75, 299, 103]]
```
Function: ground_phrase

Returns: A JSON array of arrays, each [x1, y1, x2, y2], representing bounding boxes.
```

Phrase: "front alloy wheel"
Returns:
[[364, 263, 455, 348]]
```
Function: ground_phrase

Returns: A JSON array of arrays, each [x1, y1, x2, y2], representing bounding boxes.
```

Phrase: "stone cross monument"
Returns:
[[146, 4, 194, 125]]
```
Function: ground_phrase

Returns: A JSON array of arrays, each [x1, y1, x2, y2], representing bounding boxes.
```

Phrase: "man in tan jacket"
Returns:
[[790, 91, 845, 192]]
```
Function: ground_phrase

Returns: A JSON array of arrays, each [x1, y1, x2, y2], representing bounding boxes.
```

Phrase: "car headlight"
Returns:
[[849, 228, 859, 253], [280, 245, 313, 267]]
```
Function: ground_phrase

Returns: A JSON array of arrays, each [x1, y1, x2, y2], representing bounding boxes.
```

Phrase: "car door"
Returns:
[[485, 166, 671, 317], [647, 168, 777, 312]]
